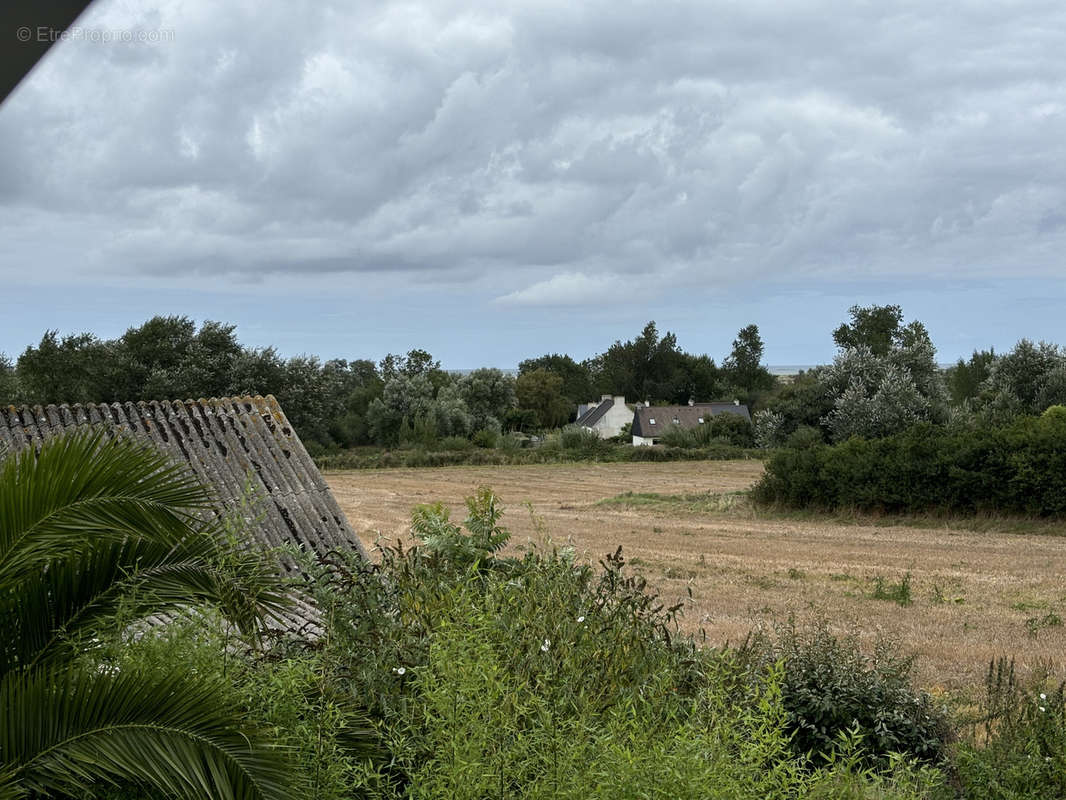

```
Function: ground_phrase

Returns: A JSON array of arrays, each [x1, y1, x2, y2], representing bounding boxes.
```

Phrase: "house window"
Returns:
[[649, 418, 656, 425]]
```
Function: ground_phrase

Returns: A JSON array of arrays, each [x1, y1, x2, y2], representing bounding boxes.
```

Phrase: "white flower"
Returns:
[[1041, 693, 1047, 700], [393, 667, 406, 676], [1039, 706, 1046, 712], [541, 638, 551, 652], [577, 616, 585, 623]]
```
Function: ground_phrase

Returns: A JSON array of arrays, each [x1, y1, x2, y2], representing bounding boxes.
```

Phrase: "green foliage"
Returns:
[[584, 320, 726, 405], [946, 349, 996, 405], [952, 658, 1066, 798], [977, 339, 1066, 422], [518, 353, 595, 409], [456, 368, 515, 432], [471, 428, 498, 448], [0, 353, 19, 404], [287, 494, 952, 798], [833, 304, 922, 357], [753, 413, 1066, 516], [515, 369, 572, 430], [0, 431, 292, 800], [559, 424, 608, 452], [15, 330, 111, 405], [740, 620, 951, 766], [411, 487, 510, 568], [313, 440, 760, 470], [753, 408, 786, 448], [722, 324, 777, 393], [658, 413, 754, 448], [872, 573, 913, 607]]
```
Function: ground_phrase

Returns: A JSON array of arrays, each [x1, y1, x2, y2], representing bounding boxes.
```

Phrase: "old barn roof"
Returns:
[[0, 395, 367, 565]]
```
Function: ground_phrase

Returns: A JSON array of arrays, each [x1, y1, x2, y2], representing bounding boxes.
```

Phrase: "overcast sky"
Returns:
[[2, 0, 1065, 368]]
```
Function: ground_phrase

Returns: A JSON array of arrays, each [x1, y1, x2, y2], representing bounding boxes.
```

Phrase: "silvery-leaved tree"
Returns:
[[821, 306, 948, 441]]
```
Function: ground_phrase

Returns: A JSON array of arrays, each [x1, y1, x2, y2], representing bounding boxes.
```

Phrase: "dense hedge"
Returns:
[[752, 410, 1066, 516], [314, 442, 763, 470]]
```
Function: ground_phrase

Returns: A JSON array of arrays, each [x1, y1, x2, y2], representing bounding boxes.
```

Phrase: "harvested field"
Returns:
[[326, 460, 1066, 690]]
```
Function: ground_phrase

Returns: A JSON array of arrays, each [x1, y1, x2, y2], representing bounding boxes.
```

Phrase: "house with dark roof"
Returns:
[[575, 395, 634, 439], [0, 395, 367, 567], [630, 401, 751, 446]]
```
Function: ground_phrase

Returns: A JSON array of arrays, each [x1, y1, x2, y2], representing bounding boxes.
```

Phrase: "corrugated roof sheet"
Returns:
[[631, 402, 751, 438], [0, 395, 367, 568]]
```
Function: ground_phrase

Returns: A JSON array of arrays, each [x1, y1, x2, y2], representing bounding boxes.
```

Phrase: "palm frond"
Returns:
[[1, 666, 292, 800], [2, 533, 291, 672], [0, 431, 214, 589]]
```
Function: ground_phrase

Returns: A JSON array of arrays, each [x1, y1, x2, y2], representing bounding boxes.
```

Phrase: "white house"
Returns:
[[575, 395, 633, 439]]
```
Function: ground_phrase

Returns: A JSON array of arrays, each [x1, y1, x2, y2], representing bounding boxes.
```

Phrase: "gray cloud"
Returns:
[[2, 0, 1066, 306]]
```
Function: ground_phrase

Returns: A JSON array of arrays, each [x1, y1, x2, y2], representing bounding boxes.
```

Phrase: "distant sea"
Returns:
[[450, 363, 956, 377]]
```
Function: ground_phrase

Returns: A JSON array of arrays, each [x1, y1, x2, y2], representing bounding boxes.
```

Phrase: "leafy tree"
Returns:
[[0, 431, 292, 799], [107, 315, 199, 399], [515, 369, 571, 430], [674, 352, 722, 404], [330, 359, 384, 446], [764, 371, 833, 441], [822, 307, 946, 441], [722, 324, 776, 394], [229, 346, 289, 399], [379, 349, 440, 381], [590, 321, 688, 403], [945, 349, 996, 406], [16, 330, 110, 405], [832, 304, 906, 356], [518, 354, 595, 409], [140, 320, 243, 400], [0, 354, 17, 403], [980, 339, 1066, 420], [456, 368, 515, 432]]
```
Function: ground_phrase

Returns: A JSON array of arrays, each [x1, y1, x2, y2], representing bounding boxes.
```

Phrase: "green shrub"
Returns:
[[559, 425, 606, 452], [753, 414, 1066, 516], [786, 424, 826, 449], [739, 620, 952, 766], [471, 428, 498, 448], [438, 435, 473, 452], [952, 658, 1066, 799]]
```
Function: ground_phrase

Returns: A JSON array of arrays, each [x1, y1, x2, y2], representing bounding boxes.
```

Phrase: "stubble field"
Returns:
[[326, 460, 1066, 690]]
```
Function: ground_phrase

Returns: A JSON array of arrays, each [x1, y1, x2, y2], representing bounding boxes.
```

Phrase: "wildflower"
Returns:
[[1041, 693, 1047, 700], [577, 616, 585, 623], [541, 638, 551, 652], [1039, 706, 1046, 712], [393, 667, 406, 676]]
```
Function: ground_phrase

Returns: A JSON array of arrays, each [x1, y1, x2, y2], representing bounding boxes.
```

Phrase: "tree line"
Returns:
[[2, 306, 1063, 453], [0, 317, 774, 451]]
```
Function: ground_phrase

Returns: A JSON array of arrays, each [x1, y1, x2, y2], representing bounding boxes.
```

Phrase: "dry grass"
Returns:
[[326, 460, 1066, 690]]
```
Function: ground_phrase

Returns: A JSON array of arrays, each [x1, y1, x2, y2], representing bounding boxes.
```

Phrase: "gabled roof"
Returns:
[[631, 402, 751, 439], [576, 397, 614, 427], [0, 395, 367, 566]]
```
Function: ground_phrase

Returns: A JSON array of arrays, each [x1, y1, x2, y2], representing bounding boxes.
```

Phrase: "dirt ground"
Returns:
[[326, 460, 1066, 690]]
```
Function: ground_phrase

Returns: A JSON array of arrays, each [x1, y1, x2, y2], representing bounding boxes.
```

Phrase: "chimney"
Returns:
[[687, 398, 694, 406], [601, 394, 612, 402]]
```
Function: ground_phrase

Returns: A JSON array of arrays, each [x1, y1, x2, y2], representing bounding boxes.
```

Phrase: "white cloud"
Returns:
[[494, 272, 633, 306]]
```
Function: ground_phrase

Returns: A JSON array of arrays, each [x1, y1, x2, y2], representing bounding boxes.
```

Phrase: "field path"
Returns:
[[326, 460, 1066, 689]]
